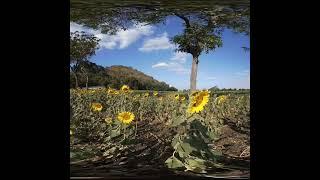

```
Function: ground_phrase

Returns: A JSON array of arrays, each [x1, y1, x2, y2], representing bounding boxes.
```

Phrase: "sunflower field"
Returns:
[[70, 85, 250, 177]]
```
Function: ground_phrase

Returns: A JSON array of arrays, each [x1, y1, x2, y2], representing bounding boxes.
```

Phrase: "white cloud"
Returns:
[[70, 22, 88, 32], [150, 47, 191, 75], [146, 32, 191, 75], [138, 32, 174, 52], [152, 62, 189, 75], [70, 22, 153, 50], [152, 62, 169, 68], [170, 52, 189, 63]]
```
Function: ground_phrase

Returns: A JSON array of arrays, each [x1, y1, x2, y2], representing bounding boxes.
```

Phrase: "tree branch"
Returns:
[[174, 13, 190, 28]]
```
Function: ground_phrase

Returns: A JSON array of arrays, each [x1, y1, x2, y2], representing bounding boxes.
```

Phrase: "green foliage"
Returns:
[[70, 31, 100, 64], [172, 23, 222, 57], [70, 31, 100, 88], [165, 156, 185, 169], [164, 93, 250, 173]]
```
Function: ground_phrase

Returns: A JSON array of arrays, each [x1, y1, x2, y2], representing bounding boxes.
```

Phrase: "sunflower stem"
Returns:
[[123, 125, 126, 140], [134, 121, 138, 138]]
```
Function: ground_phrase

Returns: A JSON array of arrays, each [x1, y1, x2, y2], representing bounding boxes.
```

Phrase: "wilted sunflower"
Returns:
[[121, 85, 130, 93], [217, 95, 227, 104], [153, 91, 158, 96], [133, 94, 140, 100], [91, 103, 103, 112], [107, 88, 117, 95], [158, 96, 163, 101], [144, 92, 149, 97], [104, 117, 113, 124], [236, 95, 245, 102], [174, 94, 180, 100], [187, 90, 210, 114], [117, 112, 135, 124]]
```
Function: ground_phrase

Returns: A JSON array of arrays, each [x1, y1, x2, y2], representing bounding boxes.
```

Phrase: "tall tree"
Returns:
[[70, 31, 100, 88]]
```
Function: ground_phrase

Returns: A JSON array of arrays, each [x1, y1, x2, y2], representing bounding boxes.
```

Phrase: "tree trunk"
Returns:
[[81, 68, 89, 90], [85, 75, 89, 90], [190, 55, 199, 91], [71, 68, 78, 88]]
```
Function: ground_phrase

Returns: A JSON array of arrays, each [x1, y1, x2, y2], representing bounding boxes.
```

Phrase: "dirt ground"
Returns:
[[70, 120, 250, 179], [215, 125, 250, 159]]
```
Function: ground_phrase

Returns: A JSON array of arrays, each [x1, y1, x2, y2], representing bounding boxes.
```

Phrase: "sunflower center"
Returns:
[[193, 95, 204, 107], [122, 113, 130, 120]]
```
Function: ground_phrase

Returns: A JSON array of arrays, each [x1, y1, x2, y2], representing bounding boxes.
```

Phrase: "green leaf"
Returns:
[[127, 128, 134, 136], [181, 143, 195, 155], [185, 157, 207, 173], [187, 114, 204, 123], [176, 142, 196, 158], [165, 156, 185, 169], [110, 129, 121, 138], [114, 120, 121, 126], [171, 134, 180, 148], [207, 130, 219, 141], [171, 117, 186, 127]]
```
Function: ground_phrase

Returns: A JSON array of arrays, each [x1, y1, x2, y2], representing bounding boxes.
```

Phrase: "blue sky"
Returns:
[[70, 16, 250, 90]]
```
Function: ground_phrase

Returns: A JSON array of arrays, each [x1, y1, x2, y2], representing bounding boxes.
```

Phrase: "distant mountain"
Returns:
[[70, 62, 177, 91]]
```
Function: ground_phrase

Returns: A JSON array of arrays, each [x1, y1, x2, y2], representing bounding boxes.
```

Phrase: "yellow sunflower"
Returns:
[[217, 95, 227, 104], [117, 112, 135, 124], [187, 90, 210, 114], [121, 85, 130, 93], [191, 91, 199, 97], [144, 92, 149, 97], [153, 91, 158, 96], [174, 94, 180, 100], [91, 103, 103, 112], [180, 96, 186, 101]]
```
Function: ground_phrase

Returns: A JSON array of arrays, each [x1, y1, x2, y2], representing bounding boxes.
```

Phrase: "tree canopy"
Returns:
[[70, 31, 100, 88], [70, 31, 100, 65], [71, 0, 249, 35]]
